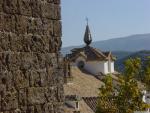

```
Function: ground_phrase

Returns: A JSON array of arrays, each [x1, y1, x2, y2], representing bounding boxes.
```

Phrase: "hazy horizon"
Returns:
[[62, 0, 150, 47], [62, 32, 150, 48]]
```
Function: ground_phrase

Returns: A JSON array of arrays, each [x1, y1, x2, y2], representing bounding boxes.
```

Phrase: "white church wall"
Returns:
[[104, 61, 109, 74], [108, 60, 115, 73], [73, 57, 114, 75], [110, 61, 114, 73], [84, 61, 109, 75], [108, 60, 111, 73]]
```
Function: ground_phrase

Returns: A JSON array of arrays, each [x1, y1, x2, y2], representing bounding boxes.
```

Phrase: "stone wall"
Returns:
[[63, 57, 72, 84], [0, 0, 64, 112]]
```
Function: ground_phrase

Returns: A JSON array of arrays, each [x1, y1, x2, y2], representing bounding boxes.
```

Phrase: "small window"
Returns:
[[77, 61, 85, 68]]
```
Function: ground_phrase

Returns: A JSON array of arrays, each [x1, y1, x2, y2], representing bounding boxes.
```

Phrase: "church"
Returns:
[[66, 23, 116, 75]]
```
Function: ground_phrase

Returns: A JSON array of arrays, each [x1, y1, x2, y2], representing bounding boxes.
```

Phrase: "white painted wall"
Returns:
[[104, 61, 109, 74], [108, 60, 111, 73], [108, 59, 115, 73], [73, 57, 115, 75], [110, 61, 114, 73], [84, 61, 109, 75]]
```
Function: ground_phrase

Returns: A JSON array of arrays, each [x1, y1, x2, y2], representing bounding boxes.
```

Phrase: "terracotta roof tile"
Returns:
[[67, 46, 115, 62], [82, 97, 117, 113], [82, 97, 98, 112]]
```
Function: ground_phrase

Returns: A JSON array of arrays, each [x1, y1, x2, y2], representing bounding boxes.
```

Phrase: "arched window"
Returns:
[[77, 61, 85, 69]]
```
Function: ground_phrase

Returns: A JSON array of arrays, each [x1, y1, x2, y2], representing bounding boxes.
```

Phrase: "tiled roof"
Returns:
[[64, 67, 104, 97], [103, 51, 111, 57], [82, 97, 98, 112], [64, 67, 120, 113], [64, 99, 95, 113], [67, 46, 115, 62], [82, 97, 117, 113]]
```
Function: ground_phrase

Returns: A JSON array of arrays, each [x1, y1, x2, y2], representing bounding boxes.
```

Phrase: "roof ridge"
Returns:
[[89, 46, 107, 59]]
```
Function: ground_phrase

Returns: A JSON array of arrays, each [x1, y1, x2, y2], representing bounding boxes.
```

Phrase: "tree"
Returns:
[[123, 58, 141, 80], [97, 58, 146, 113], [143, 56, 150, 91], [96, 75, 117, 113]]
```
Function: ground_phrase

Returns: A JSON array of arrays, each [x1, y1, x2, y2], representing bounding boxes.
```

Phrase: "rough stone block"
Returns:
[[0, 70, 14, 91], [48, 36, 62, 52], [53, 20, 62, 37], [54, 0, 60, 4], [1, 90, 18, 111], [56, 85, 64, 102], [23, 34, 48, 52], [31, 0, 42, 17], [18, 0, 32, 16], [0, 32, 10, 52], [45, 87, 56, 102], [45, 53, 58, 68], [15, 15, 28, 34], [0, 14, 3, 31], [46, 65, 54, 83], [42, 18, 53, 35], [19, 106, 27, 113], [54, 4, 61, 19], [47, 0, 53, 3], [0, 84, 6, 98], [36, 53, 47, 69], [58, 54, 64, 67], [39, 69, 48, 87], [3, 0, 19, 14], [1, 14, 15, 32], [29, 70, 41, 87], [54, 36, 62, 51], [18, 88, 27, 106], [49, 36, 56, 53], [0, 53, 21, 71], [34, 105, 42, 113], [20, 52, 34, 70], [41, 2, 54, 19], [0, 32, 24, 52], [48, 71, 58, 86], [27, 87, 47, 105], [9, 33, 24, 51], [21, 34, 33, 52], [30, 35, 47, 52], [34, 18, 44, 35], [0, 0, 3, 13], [13, 70, 29, 89], [41, 35, 50, 52], [27, 18, 43, 35], [0, 100, 2, 111], [27, 106, 34, 113], [43, 103, 54, 113]]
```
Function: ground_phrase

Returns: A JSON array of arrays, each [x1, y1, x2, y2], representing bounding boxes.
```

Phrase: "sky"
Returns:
[[61, 0, 150, 47]]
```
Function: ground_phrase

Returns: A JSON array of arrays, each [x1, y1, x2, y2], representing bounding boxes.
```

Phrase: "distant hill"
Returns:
[[91, 33, 150, 51], [112, 51, 133, 60], [115, 50, 150, 72], [61, 33, 150, 55]]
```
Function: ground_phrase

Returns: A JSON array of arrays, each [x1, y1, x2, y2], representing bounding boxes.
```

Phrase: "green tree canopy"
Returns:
[[97, 58, 147, 113], [143, 56, 150, 91]]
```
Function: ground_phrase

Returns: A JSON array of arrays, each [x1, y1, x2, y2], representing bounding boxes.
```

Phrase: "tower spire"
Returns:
[[86, 17, 88, 25], [84, 18, 92, 46]]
